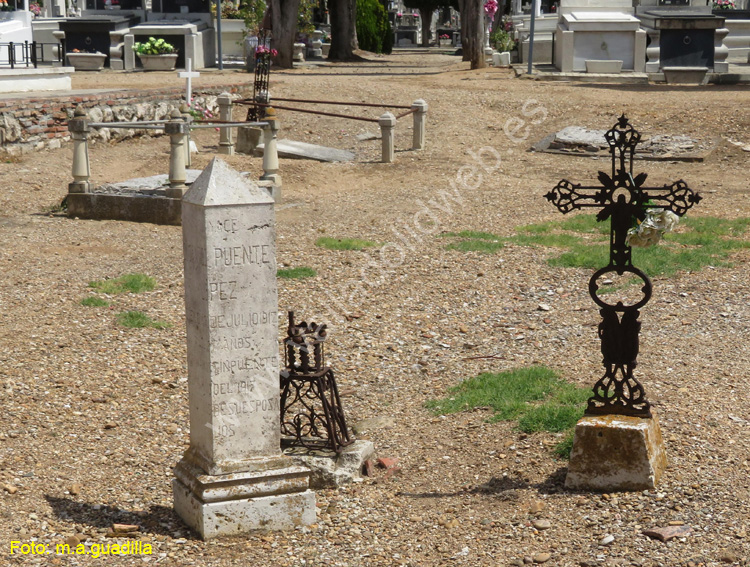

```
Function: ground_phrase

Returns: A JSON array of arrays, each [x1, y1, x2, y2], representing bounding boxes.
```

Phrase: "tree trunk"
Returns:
[[420, 8, 432, 47], [458, 0, 469, 61], [269, 0, 301, 69], [328, 0, 358, 60], [462, 0, 485, 69]]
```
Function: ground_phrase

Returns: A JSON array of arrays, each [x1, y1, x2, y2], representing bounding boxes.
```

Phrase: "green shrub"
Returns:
[[490, 28, 515, 52], [356, 0, 393, 54]]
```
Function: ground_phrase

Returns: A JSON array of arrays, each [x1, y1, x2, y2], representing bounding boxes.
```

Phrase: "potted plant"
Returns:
[[67, 48, 107, 71], [133, 37, 178, 71]]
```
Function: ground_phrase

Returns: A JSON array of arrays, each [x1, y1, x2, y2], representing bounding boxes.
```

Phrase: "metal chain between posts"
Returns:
[[545, 115, 702, 418]]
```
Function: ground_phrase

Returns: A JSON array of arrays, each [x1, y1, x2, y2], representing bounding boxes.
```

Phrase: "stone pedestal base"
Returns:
[[283, 439, 374, 489], [173, 458, 316, 539], [236, 126, 263, 154], [565, 412, 667, 492]]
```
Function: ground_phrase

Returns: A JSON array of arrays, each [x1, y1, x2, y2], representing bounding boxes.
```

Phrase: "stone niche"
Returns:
[[124, 19, 216, 70], [637, 7, 729, 73], [59, 14, 141, 69], [554, 11, 647, 72]]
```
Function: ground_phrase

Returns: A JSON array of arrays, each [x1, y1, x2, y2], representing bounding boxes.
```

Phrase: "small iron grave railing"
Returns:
[[280, 311, 354, 453]]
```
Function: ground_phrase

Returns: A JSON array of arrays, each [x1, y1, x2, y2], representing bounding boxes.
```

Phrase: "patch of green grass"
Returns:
[[89, 273, 156, 295], [278, 266, 317, 279], [441, 230, 505, 253], [80, 296, 109, 307], [443, 214, 750, 281], [441, 230, 503, 241], [426, 366, 590, 457], [509, 232, 583, 249], [116, 311, 170, 329], [517, 383, 591, 433], [315, 237, 379, 251], [446, 239, 505, 253]]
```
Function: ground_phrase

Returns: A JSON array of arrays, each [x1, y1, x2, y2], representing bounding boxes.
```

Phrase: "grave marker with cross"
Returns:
[[545, 115, 701, 418], [178, 58, 200, 105]]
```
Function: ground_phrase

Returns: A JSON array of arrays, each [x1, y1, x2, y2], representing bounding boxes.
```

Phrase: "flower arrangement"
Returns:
[[70, 48, 104, 54], [132, 37, 177, 55], [0, 0, 12, 12], [625, 208, 680, 248], [440, 34, 450, 40], [188, 98, 215, 121], [484, 0, 499, 18], [29, 2, 42, 16], [713, 0, 735, 9], [255, 44, 278, 57]]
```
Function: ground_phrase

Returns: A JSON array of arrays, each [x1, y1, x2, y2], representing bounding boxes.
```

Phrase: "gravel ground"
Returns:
[[1, 51, 749, 566]]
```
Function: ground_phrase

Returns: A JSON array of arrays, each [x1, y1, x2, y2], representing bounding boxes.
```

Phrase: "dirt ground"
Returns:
[[1, 51, 750, 566]]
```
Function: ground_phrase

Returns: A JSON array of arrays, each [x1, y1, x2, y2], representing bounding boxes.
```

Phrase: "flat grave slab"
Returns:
[[533, 126, 716, 161], [254, 139, 355, 162]]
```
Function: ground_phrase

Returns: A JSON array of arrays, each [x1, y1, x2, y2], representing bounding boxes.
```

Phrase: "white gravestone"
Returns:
[[173, 158, 315, 539]]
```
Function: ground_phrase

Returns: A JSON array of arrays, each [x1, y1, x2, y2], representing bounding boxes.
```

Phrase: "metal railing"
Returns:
[[0, 41, 65, 69]]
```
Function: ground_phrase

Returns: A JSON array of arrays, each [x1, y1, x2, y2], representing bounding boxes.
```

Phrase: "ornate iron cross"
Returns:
[[545, 115, 701, 418]]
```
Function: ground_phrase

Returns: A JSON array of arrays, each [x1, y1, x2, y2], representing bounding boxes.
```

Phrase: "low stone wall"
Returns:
[[0, 83, 248, 155]]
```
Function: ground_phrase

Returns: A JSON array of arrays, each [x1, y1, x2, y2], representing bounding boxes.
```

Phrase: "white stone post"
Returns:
[[68, 106, 91, 193], [411, 99, 427, 151], [379, 112, 396, 163], [261, 108, 281, 197], [166, 109, 188, 199], [173, 157, 315, 539], [217, 92, 234, 155], [713, 27, 730, 73]]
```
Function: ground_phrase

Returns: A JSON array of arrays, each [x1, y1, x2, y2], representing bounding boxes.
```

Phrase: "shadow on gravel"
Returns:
[[396, 467, 569, 500], [45, 495, 188, 538]]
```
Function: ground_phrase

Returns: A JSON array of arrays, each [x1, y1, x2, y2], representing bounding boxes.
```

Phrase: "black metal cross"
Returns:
[[545, 115, 701, 418]]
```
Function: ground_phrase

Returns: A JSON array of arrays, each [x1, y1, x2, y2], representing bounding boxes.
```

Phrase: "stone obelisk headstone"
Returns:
[[173, 158, 315, 539]]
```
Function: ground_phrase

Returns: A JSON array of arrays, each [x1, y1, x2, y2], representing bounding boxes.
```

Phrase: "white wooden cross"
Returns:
[[178, 58, 200, 105]]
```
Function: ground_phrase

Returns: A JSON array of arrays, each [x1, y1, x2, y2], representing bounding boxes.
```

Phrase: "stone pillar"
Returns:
[[293, 43, 306, 61], [310, 30, 323, 58], [261, 108, 281, 199], [123, 34, 135, 70], [378, 112, 396, 164], [166, 110, 188, 199], [52, 30, 65, 63], [217, 92, 234, 155], [173, 157, 315, 539], [411, 99, 427, 151], [633, 29, 647, 74], [644, 29, 660, 73], [68, 106, 91, 194], [713, 27, 730, 73], [109, 30, 125, 70]]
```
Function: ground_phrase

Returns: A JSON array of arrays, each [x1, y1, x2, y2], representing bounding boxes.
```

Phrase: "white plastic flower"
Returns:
[[626, 208, 680, 248]]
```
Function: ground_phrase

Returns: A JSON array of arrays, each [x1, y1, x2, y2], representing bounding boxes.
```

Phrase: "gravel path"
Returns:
[[1, 51, 749, 566]]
